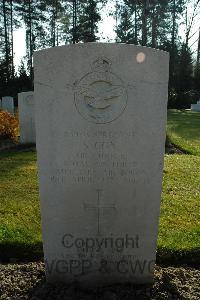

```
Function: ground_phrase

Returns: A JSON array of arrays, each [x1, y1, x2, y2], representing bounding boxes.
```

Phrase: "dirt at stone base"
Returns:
[[0, 262, 199, 300]]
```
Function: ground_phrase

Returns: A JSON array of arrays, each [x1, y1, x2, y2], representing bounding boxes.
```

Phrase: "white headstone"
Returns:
[[1, 96, 14, 114], [191, 99, 200, 111], [18, 91, 36, 144], [34, 43, 169, 286], [191, 104, 200, 111]]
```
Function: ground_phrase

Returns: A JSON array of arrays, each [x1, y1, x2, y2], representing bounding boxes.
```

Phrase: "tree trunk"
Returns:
[[3, 0, 10, 82], [72, 0, 77, 43], [90, 0, 94, 40], [171, 0, 176, 49], [56, 0, 59, 46], [185, 0, 200, 49], [196, 28, 200, 65], [151, 7, 157, 48], [52, 8, 56, 47], [10, 0, 14, 78], [134, 1, 138, 44], [28, 0, 33, 80], [52, 0, 59, 47], [142, 0, 148, 46], [196, 28, 200, 81]]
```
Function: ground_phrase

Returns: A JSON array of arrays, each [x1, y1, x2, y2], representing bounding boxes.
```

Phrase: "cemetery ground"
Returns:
[[0, 109, 200, 299]]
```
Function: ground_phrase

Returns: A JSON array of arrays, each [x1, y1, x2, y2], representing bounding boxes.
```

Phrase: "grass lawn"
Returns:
[[0, 150, 42, 261], [0, 109, 199, 265], [167, 109, 200, 156], [158, 154, 200, 265]]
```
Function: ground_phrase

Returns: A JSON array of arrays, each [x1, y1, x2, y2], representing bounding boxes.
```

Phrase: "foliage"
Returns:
[[115, 3, 136, 44], [115, 0, 199, 109], [115, 0, 186, 48], [75, 0, 101, 42], [15, 0, 47, 77], [0, 60, 32, 99], [0, 109, 19, 141]]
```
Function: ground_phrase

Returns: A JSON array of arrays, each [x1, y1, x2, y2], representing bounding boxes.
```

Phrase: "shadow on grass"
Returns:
[[156, 247, 200, 268], [0, 242, 43, 263], [0, 242, 199, 268], [0, 145, 37, 180], [0, 143, 36, 157], [0, 136, 36, 152], [167, 110, 200, 144], [165, 135, 191, 154]]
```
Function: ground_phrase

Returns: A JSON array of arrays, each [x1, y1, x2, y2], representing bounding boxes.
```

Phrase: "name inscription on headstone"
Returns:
[[47, 129, 136, 185]]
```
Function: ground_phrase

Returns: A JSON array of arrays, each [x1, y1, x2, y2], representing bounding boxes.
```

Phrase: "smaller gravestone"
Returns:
[[1, 96, 14, 114], [18, 91, 36, 144], [191, 100, 200, 112]]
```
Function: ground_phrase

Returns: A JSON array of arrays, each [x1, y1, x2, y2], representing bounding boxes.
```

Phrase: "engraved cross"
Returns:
[[83, 189, 116, 235]]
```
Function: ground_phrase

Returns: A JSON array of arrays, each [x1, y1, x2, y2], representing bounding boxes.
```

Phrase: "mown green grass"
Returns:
[[0, 151, 41, 249], [167, 109, 200, 155], [0, 110, 199, 264], [158, 155, 200, 263]]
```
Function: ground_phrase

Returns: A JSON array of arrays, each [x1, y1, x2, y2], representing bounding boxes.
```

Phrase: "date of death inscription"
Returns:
[[49, 152, 136, 184], [40, 130, 151, 185]]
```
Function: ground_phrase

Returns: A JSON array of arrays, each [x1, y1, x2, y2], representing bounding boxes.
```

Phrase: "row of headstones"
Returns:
[[0, 92, 36, 144]]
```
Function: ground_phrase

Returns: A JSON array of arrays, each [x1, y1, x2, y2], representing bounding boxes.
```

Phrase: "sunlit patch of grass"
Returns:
[[158, 154, 200, 252], [0, 150, 41, 247], [167, 110, 200, 155]]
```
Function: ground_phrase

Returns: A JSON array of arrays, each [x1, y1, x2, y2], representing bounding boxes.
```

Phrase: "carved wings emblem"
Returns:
[[80, 86, 122, 110]]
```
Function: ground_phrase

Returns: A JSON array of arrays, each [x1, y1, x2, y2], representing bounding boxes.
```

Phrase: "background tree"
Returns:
[[115, 0, 200, 108], [194, 28, 200, 92], [0, 0, 19, 83], [15, 0, 47, 81], [115, 2, 136, 44], [68, 0, 102, 43], [0, 0, 199, 108]]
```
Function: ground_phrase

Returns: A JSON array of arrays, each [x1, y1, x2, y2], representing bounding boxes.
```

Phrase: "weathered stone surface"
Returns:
[[34, 43, 169, 286]]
